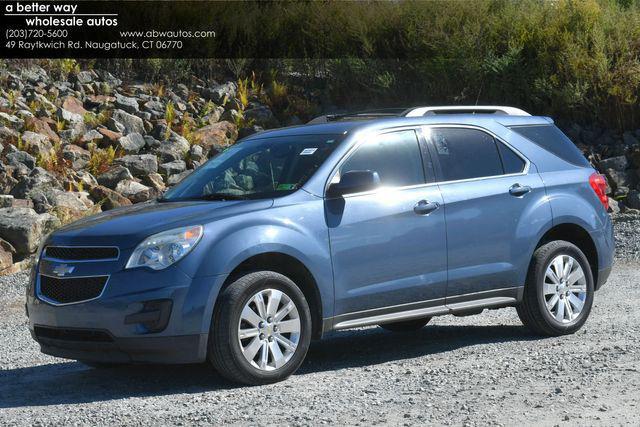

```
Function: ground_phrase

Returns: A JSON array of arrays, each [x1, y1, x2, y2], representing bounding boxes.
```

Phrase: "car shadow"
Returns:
[[0, 324, 540, 409]]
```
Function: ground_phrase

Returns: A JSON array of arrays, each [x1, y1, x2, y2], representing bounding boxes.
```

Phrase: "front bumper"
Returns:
[[26, 258, 228, 364], [32, 326, 206, 364]]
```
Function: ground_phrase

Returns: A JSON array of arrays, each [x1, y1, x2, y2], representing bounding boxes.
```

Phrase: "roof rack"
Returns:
[[404, 106, 530, 117], [307, 108, 406, 124], [307, 105, 530, 124]]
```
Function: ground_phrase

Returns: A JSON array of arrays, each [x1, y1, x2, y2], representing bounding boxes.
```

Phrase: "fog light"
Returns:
[[124, 299, 172, 333]]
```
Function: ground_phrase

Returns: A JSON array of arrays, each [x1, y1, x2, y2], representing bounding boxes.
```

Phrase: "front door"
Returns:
[[326, 129, 448, 318]]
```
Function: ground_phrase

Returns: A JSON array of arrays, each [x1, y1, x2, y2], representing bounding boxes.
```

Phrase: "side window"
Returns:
[[497, 142, 525, 174], [429, 128, 503, 181], [340, 130, 425, 187]]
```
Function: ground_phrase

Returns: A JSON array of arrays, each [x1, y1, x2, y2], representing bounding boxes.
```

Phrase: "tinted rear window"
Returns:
[[510, 125, 590, 167]]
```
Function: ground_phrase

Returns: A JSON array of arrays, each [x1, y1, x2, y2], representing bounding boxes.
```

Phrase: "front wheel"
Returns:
[[209, 271, 312, 385], [517, 240, 594, 336]]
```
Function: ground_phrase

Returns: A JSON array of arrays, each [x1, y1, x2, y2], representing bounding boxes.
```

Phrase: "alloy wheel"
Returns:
[[238, 288, 301, 371], [543, 254, 587, 324]]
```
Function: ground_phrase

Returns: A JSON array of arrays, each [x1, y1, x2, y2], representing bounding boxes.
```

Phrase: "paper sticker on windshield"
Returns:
[[300, 148, 318, 155], [277, 183, 296, 190]]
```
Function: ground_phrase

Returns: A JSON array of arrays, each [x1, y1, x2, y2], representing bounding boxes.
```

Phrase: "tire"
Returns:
[[379, 317, 431, 332], [208, 271, 312, 385], [517, 240, 594, 336]]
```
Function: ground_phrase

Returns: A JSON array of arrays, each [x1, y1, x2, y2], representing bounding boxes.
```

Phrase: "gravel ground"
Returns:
[[1, 225, 639, 425]]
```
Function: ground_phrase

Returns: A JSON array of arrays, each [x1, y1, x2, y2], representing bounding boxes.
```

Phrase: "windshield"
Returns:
[[162, 134, 344, 201]]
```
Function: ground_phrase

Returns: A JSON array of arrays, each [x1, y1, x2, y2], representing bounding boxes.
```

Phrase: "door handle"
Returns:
[[414, 200, 440, 215], [509, 183, 531, 197]]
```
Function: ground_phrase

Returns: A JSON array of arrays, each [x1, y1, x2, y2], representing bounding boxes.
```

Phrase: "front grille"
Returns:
[[39, 275, 108, 304], [44, 246, 119, 261], [34, 326, 113, 342]]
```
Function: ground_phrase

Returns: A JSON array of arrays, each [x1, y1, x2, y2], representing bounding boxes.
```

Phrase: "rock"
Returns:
[[89, 185, 132, 210], [599, 156, 628, 172], [6, 151, 36, 170], [56, 107, 84, 126], [75, 70, 94, 84], [115, 180, 152, 203], [80, 129, 103, 145], [0, 238, 15, 272], [143, 99, 164, 113], [21, 131, 53, 157], [192, 121, 238, 155], [244, 105, 278, 127], [114, 93, 139, 113], [113, 154, 158, 177], [0, 195, 14, 208], [111, 109, 145, 135], [167, 170, 192, 186], [608, 197, 620, 215], [97, 165, 134, 189], [189, 144, 204, 162], [85, 94, 115, 108], [144, 135, 160, 149], [0, 112, 24, 131], [23, 117, 60, 143], [604, 169, 637, 196], [625, 190, 640, 210], [117, 132, 146, 154], [10, 167, 63, 199], [238, 125, 264, 139], [62, 96, 87, 116], [142, 173, 166, 192], [96, 127, 122, 145], [48, 190, 94, 221], [0, 207, 60, 255], [203, 81, 236, 104], [0, 126, 20, 143], [159, 160, 187, 178], [201, 105, 225, 125], [0, 171, 18, 194], [62, 144, 91, 170]]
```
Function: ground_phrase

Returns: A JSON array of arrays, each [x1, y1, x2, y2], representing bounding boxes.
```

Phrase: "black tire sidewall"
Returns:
[[218, 272, 312, 383], [534, 243, 594, 334]]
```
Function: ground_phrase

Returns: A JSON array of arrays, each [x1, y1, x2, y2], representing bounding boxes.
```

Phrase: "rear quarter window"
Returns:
[[510, 125, 590, 167]]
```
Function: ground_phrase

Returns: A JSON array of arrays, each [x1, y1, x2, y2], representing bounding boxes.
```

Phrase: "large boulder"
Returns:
[[117, 132, 145, 154], [113, 154, 158, 177], [115, 180, 153, 203], [111, 109, 145, 135], [97, 165, 134, 189], [192, 121, 237, 156], [62, 144, 91, 170], [89, 185, 132, 210], [62, 96, 87, 116], [0, 207, 60, 256]]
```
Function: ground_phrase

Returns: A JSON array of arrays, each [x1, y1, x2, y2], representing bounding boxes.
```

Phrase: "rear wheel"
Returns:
[[209, 271, 312, 385], [517, 240, 594, 336], [379, 317, 431, 332]]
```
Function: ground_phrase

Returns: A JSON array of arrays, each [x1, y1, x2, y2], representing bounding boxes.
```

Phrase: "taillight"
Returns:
[[589, 172, 609, 211]]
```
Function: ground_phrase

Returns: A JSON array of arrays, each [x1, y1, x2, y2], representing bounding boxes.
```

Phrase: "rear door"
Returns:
[[326, 128, 448, 318], [424, 126, 547, 305]]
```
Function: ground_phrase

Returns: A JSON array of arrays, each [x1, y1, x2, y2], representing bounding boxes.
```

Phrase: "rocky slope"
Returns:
[[0, 62, 639, 274], [0, 64, 278, 273]]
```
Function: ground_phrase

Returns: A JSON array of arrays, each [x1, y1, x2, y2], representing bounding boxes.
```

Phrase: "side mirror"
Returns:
[[327, 170, 381, 197]]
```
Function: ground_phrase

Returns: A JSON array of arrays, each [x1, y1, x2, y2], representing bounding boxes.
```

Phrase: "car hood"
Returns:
[[46, 199, 274, 249]]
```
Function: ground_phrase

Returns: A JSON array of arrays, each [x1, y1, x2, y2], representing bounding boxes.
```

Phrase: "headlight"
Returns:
[[126, 225, 203, 270]]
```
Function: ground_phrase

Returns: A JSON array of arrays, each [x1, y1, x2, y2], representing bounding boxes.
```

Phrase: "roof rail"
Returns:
[[404, 106, 530, 117], [307, 108, 406, 124]]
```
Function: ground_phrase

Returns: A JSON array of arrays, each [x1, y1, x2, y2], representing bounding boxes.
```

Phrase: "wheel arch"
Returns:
[[217, 252, 325, 339], [533, 222, 599, 286]]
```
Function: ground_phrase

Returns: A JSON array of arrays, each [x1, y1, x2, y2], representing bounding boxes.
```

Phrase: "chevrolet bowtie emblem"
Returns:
[[52, 264, 75, 277]]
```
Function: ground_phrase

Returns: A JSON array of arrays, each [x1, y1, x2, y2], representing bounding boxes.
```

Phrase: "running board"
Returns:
[[331, 296, 518, 331]]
